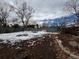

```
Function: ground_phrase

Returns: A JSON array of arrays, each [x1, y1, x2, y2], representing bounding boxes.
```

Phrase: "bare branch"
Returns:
[[12, 1, 35, 27], [65, 0, 79, 22], [0, 7, 10, 24]]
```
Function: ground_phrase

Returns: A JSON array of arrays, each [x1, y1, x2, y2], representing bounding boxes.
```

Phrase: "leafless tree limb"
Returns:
[[11, 2, 35, 27]]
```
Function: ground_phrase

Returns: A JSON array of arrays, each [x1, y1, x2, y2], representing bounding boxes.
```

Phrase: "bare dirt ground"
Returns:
[[58, 33, 79, 59], [0, 33, 79, 59]]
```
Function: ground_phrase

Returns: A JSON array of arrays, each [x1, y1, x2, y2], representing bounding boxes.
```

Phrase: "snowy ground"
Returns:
[[0, 31, 48, 44]]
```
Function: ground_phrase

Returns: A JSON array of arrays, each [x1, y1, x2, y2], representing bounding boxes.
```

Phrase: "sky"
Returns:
[[0, 0, 71, 20], [22, 0, 70, 20]]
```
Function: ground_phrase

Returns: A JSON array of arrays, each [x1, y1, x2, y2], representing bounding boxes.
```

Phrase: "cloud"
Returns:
[[24, 0, 69, 20], [0, 0, 70, 20]]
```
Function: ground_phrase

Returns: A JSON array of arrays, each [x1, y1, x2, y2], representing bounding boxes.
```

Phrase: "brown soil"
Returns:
[[0, 33, 77, 59]]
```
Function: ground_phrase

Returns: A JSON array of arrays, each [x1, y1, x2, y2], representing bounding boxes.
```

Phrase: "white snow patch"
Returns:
[[0, 31, 48, 44]]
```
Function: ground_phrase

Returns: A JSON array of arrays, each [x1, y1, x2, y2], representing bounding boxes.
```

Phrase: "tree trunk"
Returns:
[[25, 19, 29, 27], [21, 17, 25, 27]]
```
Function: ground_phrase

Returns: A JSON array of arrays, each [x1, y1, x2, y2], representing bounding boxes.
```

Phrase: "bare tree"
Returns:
[[25, 6, 34, 27], [11, 2, 34, 27], [0, 7, 10, 24], [65, 0, 79, 22], [0, 2, 10, 25]]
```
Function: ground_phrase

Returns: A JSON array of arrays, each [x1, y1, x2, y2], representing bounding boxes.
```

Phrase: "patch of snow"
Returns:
[[16, 47, 21, 49], [31, 41, 36, 46], [0, 31, 48, 44], [69, 41, 78, 47]]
